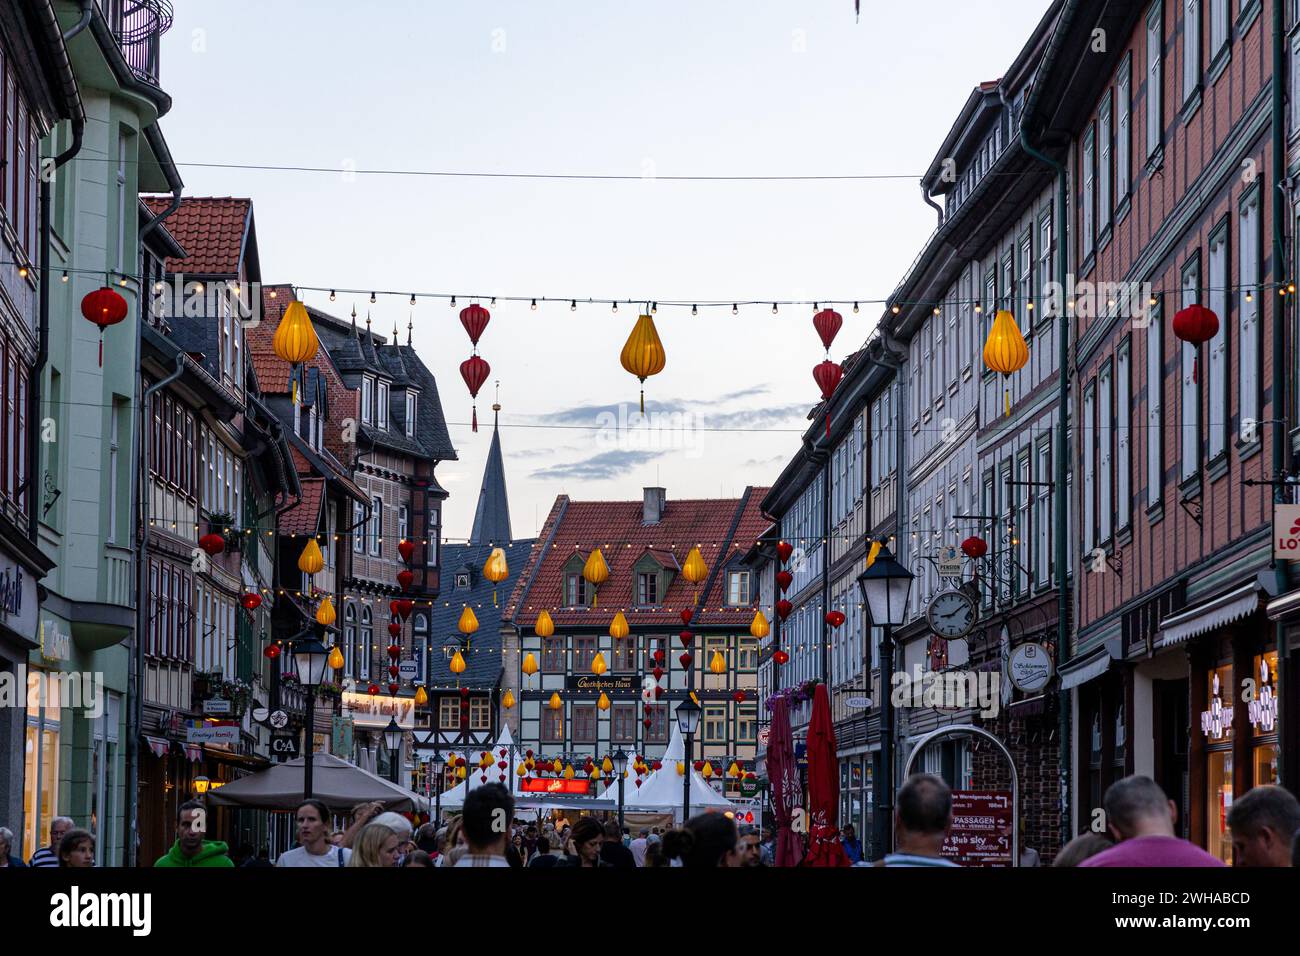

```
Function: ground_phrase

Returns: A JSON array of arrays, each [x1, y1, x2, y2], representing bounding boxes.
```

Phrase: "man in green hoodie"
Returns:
[[155, 800, 235, 867]]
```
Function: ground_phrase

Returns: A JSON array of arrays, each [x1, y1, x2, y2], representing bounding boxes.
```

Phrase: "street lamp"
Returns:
[[294, 626, 332, 799], [613, 750, 629, 831], [675, 698, 701, 822], [384, 716, 404, 785], [857, 545, 914, 860], [428, 750, 445, 823]]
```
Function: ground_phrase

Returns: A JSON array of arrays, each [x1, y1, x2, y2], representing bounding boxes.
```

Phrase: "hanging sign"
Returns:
[[520, 777, 591, 795], [1007, 642, 1054, 693], [942, 791, 1013, 867], [936, 545, 962, 577], [1274, 505, 1300, 560]]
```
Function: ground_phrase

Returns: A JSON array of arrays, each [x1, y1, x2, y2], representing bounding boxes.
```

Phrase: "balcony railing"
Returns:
[[100, 0, 174, 87]]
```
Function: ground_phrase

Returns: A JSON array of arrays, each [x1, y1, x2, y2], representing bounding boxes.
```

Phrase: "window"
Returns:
[[727, 571, 750, 606], [1018, 230, 1034, 325], [1147, 2, 1164, 157], [377, 381, 389, 430], [114, 133, 126, 273], [398, 505, 408, 543], [405, 390, 418, 437], [1016, 452, 1031, 595], [738, 637, 758, 671], [352, 502, 365, 553], [438, 697, 459, 730], [613, 638, 635, 671], [344, 603, 357, 677], [1147, 302, 1164, 506], [1210, 0, 1229, 60], [1240, 190, 1261, 441], [1099, 362, 1113, 543], [426, 502, 440, 568], [1117, 56, 1132, 203], [1183, 0, 1201, 102], [469, 696, 490, 730], [572, 704, 596, 742], [541, 707, 563, 742], [454, 572, 469, 590], [612, 704, 636, 743], [1098, 92, 1112, 233], [637, 572, 658, 606], [361, 377, 374, 425], [1035, 440, 1052, 585], [359, 607, 372, 679], [737, 705, 757, 743], [1207, 223, 1228, 460], [541, 637, 564, 672], [703, 705, 727, 743], [645, 704, 668, 742], [1181, 258, 1201, 481], [1083, 381, 1096, 552], [370, 496, 382, 556], [565, 573, 587, 607], [1082, 125, 1095, 258], [1038, 212, 1053, 318], [573, 636, 596, 671], [1117, 340, 1132, 530], [108, 401, 120, 543]]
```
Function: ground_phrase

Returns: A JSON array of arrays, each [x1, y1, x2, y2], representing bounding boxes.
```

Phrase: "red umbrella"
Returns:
[[766, 697, 804, 867], [802, 683, 850, 867]]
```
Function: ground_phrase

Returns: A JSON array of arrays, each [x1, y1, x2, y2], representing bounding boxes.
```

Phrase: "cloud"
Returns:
[[529, 448, 667, 481], [525, 397, 808, 433], [742, 454, 788, 467], [715, 385, 771, 403]]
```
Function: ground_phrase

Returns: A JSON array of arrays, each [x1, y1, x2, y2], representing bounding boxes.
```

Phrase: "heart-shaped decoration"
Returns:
[[652, 666, 664, 681], [776, 541, 794, 563], [653, 649, 665, 664], [397, 569, 414, 590], [387, 644, 401, 658], [499, 774, 506, 782], [679, 630, 694, 647], [459, 687, 470, 699], [680, 608, 693, 625], [776, 570, 793, 592], [388, 682, 399, 694], [480, 775, 488, 784], [652, 760, 662, 771], [693, 760, 704, 771], [679, 652, 692, 668], [396, 599, 414, 617], [498, 761, 507, 770], [388, 622, 401, 638], [776, 599, 793, 621], [635, 779, 642, 788]]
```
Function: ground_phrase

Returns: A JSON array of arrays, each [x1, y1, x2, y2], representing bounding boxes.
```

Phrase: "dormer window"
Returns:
[[565, 573, 588, 607], [361, 376, 374, 425], [637, 572, 658, 606], [455, 572, 470, 590], [405, 390, 418, 437], [727, 571, 750, 606], [377, 381, 389, 430]]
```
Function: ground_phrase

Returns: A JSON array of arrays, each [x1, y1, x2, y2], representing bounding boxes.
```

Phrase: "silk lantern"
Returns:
[[450, 650, 467, 675], [198, 533, 225, 556], [776, 599, 793, 621], [582, 549, 609, 606], [271, 301, 320, 402], [548, 692, 563, 711], [609, 611, 630, 639], [414, 685, 429, 706], [459, 303, 490, 345], [482, 547, 509, 606], [502, 689, 515, 709], [982, 309, 1030, 415], [708, 650, 727, 675], [591, 652, 607, 676], [597, 691, 611, 711], [81, 286, 129, 366], [776, 541, 794, 563], [241, 592, 262, 611], [459, 354, 490, 432], [398, 538, 416, 563], [619, 312, 667, 412], [458, 605, 479, 636], [522, 652, 538, 677], [681, 546, 708, 605], [1172, 304, 1219, 384], [315, 596, 336, 627], [813, 307, 842, 352], [297, 539, 324, 575], [749, 610, 770, 639], [534, 609, 555, 638], [813, 360, 843, 437], [328, 645, 345, 670], [961, 536, 988, 559]]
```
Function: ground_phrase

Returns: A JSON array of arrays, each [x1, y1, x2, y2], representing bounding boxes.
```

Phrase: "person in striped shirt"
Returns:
[[881, 775, 959, 868], [28, 817, 74, 868]]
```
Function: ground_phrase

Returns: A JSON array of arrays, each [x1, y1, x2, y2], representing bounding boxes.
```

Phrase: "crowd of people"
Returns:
[[6, 772, 1299, 868]]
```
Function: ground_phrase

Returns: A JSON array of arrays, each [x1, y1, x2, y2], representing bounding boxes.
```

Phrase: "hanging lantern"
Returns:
[[198, 533, 225, 556], [591, 652, 608, 676], [1172, 304, 1218, 384], [458, 604, 479, 636], [597, 691, 611, 711], [867, 539, 882, 567], [368, 683, 380, 695], [387, 644, 402, 659], [298, 539, 324, 575], [552, 757, 563, 773], [241, 592, 262, 611], [516, 763, 528, 777], [271, 301, 320, 402], [388, 682, 399, 694], [776, 570, 793, 592], [81, 286, 130, 366], [679, 630, 694, 647], [619, 312, 667, 412], [563, 764, 575, 780], [315, 596, 336, 627], [459, 354, 491, 432], [733, 690, 747, 703], [728, 761, 741, 778], [263, 643, 280, 660], [450, 650, 467, 675], [773, 649, 790, 665], [679, 651, 692, 669], [414, 685, 429, 706], [601, 755, 613, 774], [609, 611, 630, 639], [961, 536, 988, 559], [701, 761, 714, 779], [776, 541, 794, 563], [482, 548, 509, 606], [813, 307, 843, 353], [776, 599, 793, 621], [813, 360, 844, 437], [327, 645, 345, 669], [708, 650, 727, 675], [395, 598, 414, 618], [502, 689, 515, 709], [749, 610, 770, 639], [387, 621, 401, 638], [548, 692, 563, 711], [522, 652, 539, 677], [982, 309, 1030, 415], [397, 569, 414, 591], [534, 609, 555, 637], [582, 549, 609, 606], [398, 539, 416, 563], [459, 303, 491, 346], [681, 546, 708, 605], [825, 610, 846, 628]]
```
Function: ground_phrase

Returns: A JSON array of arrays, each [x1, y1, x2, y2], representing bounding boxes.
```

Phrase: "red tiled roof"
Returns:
[[506, 488, 771, 629], [144, 197, 251, 275], [279, 478, 324, 535], [248, 285, 294, 393]]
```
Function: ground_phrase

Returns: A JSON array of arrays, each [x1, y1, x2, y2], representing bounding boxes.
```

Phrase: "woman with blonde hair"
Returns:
[[348, 823, 402, 867]]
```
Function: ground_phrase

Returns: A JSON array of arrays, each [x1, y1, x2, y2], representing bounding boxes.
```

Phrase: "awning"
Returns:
[[184, 744, 203, 763], [144, 735, 171, 758], [1158, 583, 1260, 647], [1266, 588, 1300, 622], [1057, 637, 1123, 691]]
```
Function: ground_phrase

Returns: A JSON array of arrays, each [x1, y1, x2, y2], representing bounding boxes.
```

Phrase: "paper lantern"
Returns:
[[414, 685, 428, 706], [867, 539, 882, 567], [776, 570, 793, 592], [733, 690, 747, 703], [749, 610, 770, 639], [1172, 304, 1219, 383], [582, 548, 609, 605], [272, 301, 319, 364], [449, 650, 466, 674], [502, 689, 515, 709], [813, 360, 843, 436], [516, 763, 527, 777], [298, 538, 325, 575], [680, 608, 693, 625], [522, 652, 539, 676], [458, 605, 479, 635], [676, 762, 685, 776], [597, 691, 611, 711], [825, 610, 845, 628], [482, 548, 509, 606], [619, 312, 667, 412], [459, 354, 491, 432], [534, 609, 555, 637], [679, 651, 692, 669], [386, 643, 401, 659], [388, 682, 398, 694], [263, 643, 280, 659], [387, 621, 401, 639], [776, 599, 793, 621], [81, 287, 130, 366], [563, 764, 575, 780], [709, 650, 727, 675], [397, 569, 414, 591], [398, 539, 416, 563], [961, 536, 988, 559], [198, 533, 225, 556], [548, 692, 563, 711], [315, 596, 336, 627], [776, 541, 794, 563], [459, 303, 491, 345], [602, 755, 613, 774], [241, 592, 262, 611], [395, 598, 414, 617], [728, 761, 741, 778], [813, 307, 843, 352], [982, 309, 1030, 415], [682, 546, 708, 604], [609, 611, 630, 639], [773, 649, 789, 665], [679, 630, 694, 647]]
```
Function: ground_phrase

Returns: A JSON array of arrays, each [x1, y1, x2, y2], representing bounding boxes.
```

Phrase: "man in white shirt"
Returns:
[[276, 799, 351, 867], [453, 784, 513, 867], [629, 828, 650, 867]]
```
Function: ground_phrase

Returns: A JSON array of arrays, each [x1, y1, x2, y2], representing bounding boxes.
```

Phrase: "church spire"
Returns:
[[470, 387, 511, 546]]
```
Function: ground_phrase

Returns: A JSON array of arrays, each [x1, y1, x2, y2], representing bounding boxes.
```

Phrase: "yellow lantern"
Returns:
[[552, 757, 563, 773], [582, 549, 609, 606], [749, 610, 770, 639], [458, 605, 479, 636], [548, 692, 563, 711], [522, 652, 539, 677], [619, 312, 667, 412], [591, 652, 607, 676], [328, 645, 345, 670], [315, 596, 336, 627], [709, 650, 727, 675], [728, 761, 741, 778], [516, 763, 528, 776], [272, 300, 319, 402], [590, 767, 601, 780], [482, 548, 509, 606], [682, 546, 708, 604], [456, 766, 467, 780], [297, 538, 324, 575], [534, 609, 555, 637], [502, 689, 515, 709], [609, 611, 630, 640], [414, 685, 428, 706], [602, 755, 613, 774], [867, 539, 882, 568], [702, 761, 714, 779], [563, 764, 575, 780], [676, 761, 685, 776], [597, 691, 610, 711], [982, 309, 1029, 415], [450, 650, 467, 674]]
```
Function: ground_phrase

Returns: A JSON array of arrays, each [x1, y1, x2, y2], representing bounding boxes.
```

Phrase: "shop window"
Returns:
[[1251, 651, 1279, 787]]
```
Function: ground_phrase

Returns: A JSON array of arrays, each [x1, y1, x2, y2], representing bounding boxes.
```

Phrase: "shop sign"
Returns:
[[1200, 674, 1232, 740], [739, 777, 760, 798], [567, 674, 636, 691], [185, 721, 240, 744], [936, 545, 962, 577], [39, 618, 71, 662], [843, 695, 872, 709], [1247, 659, 1277, 732], [398, 660, 418, 681], [942, 790, 1013, 867], [1007, 643, 1054, 693], [271, 734, 300, 759], [1273, 504, 1300, 560], [520, 777, 591, 795], [332, 714, 354, 756], [202, 699, 232, 715], [342, 691, 414, 729], [0, 558, 38, 640]]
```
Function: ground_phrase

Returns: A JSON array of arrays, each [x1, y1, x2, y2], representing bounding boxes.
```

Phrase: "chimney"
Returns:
[[643, 487, 666, 525]]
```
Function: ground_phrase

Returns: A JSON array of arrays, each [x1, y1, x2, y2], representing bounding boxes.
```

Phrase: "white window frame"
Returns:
[[361, 376, 374, 425], [1183, 0, 1201, 103], [1210, 0, 1229, 61], [377, 380, 389, 430], [1207, 222, 1229, 460], [1147, 2, 1164, 157], [1082, 125, 1096, 257], [405, 390, 418, 437], [370, 495, 382, 556], [1098, 92, 1112, 233], [1180, 259, 1201, 481], [1239, 189, 1261, 443], [353, 501, 365, 554], [1083, 382, 1096, 552], [1117, 55, 1132, 204], [1099, 362, 1113, 544], [1147, 304, 1164, 507], [1117, 339, 1132, 530]]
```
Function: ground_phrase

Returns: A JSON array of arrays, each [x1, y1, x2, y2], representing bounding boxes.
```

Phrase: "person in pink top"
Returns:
[[1081, 775, 1225, 868]]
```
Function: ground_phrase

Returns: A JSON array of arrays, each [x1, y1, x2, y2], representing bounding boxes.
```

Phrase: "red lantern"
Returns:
[[776, 599, 793, 621], [388, 644, 402, 658], [388, 621, 401, 638], [651, 760, 662, 771], [460, 354, 491, 432], [654, 686, 664, 699], [652, 666, 664, 681], [679, 630, 694, 647], [397, 569, 414, 590], [263, 643, 280, 659], [679, 608, 693, 626], [961, 536, 988, 559], [733, 690, 747, 703], [81, 287, 129, 366], [388, 682, 399, 694], [1172, 305, 1219, 383], [198, 533, 225, 556], [773, 649, 790, 665], [368, 683, 380, 695], [825, 610, 846, 628], [653, 649, 665, 664], [388, 665, 399, 678], [812, 308, 843, 352], [643, 718, 652, 729], [389, 601, 403, 620], [396, 599, 414, 618], [776, 570, 793, 592], [459, 303, 491, 346], [398, 539, 416, 563], [813, 360, 844, 437], [241, 592, 262, 611], [679, 652, 692, 669], [776, 541, 794, 563], [693, 760, 704, 772], [459, 687, 470, 699]]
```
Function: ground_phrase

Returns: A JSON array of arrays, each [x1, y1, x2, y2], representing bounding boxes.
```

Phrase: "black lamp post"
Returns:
[[294, 626, 332, 800], [613, 749, 629, 830], [856, 545, 914, 861], [675, 699, 701, 823], [383, 716, 404, 785], [428, 750, 445, 822]]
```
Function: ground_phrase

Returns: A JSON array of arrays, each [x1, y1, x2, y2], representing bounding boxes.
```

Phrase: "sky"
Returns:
[[158, 0, 1053, 542]]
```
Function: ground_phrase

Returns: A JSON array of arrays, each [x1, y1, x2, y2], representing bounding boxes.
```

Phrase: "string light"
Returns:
[[570, 300, 577, 311], [692, 304, 698, 316], [772, 303, 778, 314], [612, 301, 618, 313], [370, 291, 376, 304], [530, 298, 537, 310], [329, 289, 336, 301], [410, 293, 417, 305], [731, 303, 738, 315]]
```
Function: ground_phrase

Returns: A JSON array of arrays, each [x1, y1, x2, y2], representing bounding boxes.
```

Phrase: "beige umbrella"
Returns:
[[207, 753, 428, 812]]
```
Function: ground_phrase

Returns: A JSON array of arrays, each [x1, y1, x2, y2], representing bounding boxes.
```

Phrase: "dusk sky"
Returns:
[[159, 0, 1052, 541]]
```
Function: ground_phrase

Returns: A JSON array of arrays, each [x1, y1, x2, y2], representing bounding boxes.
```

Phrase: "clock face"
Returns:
[[927, 591, 976, 639]]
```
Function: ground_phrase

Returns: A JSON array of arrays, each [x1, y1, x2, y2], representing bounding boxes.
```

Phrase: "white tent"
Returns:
[[606, 724, 734, 818], [433, 725, 523, 810]]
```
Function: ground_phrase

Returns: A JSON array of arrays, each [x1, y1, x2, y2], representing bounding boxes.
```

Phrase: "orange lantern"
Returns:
[[619, 312, 667, 412]]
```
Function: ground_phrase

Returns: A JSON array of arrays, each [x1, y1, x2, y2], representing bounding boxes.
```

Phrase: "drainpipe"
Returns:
[[62, 0, 94, 41], [921, 184, 943, 227], [125, 353, 185, 867]]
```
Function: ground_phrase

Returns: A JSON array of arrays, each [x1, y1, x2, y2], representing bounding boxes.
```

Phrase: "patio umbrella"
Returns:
[[766, 697, 804, 867], [802, 683, 849, 866], [207, 753, 428, 812]]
